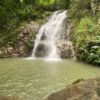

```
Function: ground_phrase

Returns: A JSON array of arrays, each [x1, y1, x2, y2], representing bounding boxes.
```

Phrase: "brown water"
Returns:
[[0, 58, 100, 100]]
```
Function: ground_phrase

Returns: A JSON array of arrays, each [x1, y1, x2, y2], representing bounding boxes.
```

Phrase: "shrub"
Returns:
[[74, 17, 100, 66]]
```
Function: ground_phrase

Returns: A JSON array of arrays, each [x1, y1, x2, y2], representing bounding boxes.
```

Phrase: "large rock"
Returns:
[[57, 40, 75, 58], [56, 23, 75, 59], [34, 41, 48, 57], [45, 77, 100, 100]]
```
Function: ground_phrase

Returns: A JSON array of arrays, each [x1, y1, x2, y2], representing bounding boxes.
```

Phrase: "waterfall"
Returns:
[[31, 10, 68, 60]]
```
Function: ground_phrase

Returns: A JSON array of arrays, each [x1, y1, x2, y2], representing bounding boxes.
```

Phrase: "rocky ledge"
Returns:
[[45, 77, 100, 100], [0, 21, 39, 57]]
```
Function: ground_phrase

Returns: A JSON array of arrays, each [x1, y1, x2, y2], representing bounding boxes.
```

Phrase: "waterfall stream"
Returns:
[[31, 11, 68, 60]]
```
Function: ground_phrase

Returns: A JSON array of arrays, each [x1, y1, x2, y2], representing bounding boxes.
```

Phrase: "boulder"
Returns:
[[57, 41, 75, 58], [45, 77, 100, 100], [34, 41, 49, 57]]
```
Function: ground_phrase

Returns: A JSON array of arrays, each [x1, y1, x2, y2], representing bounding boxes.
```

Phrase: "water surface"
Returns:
[[0, 58, 100, 100]]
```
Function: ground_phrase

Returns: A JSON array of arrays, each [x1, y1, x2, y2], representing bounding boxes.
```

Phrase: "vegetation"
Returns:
[[74, 17, 100, 65], [0, 0, 70, 30], [71, 0, 100, 66], [0, 0, 70, 41]]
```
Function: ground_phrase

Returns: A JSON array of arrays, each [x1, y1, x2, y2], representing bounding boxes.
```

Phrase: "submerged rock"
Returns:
[[45, 77, 100, 100]]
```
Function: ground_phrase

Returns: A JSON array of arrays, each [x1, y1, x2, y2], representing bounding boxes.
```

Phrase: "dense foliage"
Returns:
[[68, 0, 91, 18], [0, 0, 70, 30], [35, 0, 70, 10], [68, 0, 100, 66], [74, 17, 100, 66]]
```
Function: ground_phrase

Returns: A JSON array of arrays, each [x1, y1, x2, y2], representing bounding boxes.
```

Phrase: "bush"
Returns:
[[76, 36, 100, 65], [74, 17, 100, 66], [35, 0, 70, 10], [68, 0, 91, 18]]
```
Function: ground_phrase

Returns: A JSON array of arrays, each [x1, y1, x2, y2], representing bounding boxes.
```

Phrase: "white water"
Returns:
[[32, 11, 67, 60]]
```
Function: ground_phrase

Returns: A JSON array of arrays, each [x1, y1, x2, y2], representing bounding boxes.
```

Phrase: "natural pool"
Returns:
[[0, 58, 100, 100]]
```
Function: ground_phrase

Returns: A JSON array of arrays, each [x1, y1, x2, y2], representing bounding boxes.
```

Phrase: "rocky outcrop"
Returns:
[[57, 24, 75, 59], [57, 40, 75, 58], [45, 77, 100, 100], [0, 21, 39, 57]]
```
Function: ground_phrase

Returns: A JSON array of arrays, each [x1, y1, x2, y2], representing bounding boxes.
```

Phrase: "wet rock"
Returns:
[[57, 41, 75, 58], [45, 77, 100, 100], [34, 41, 49, 57]]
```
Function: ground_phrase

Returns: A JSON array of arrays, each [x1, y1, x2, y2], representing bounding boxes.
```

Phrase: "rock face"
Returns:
[[57, 24, 75, 59], [0, 21, 39, 57], [34, 41, 49, 57], [45, 77, 100, 100], [57, 40, 75, 59]]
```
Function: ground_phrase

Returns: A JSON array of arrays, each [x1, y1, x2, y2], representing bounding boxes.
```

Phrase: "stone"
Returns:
[[57, 40, 75, 58], [45, 77, 100, 100]]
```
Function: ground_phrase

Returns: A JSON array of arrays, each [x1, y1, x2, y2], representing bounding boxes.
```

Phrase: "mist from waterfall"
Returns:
[[32, 10, 67, 60]]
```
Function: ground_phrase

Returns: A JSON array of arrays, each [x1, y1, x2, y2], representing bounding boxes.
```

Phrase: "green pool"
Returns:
[[0, 58, 100, 100]]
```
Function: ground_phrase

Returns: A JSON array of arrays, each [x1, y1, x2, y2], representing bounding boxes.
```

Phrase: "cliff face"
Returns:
[[0, 21, 39, 57]]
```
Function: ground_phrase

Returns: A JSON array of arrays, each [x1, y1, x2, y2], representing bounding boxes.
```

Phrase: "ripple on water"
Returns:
[[0, 58, 100, 100]]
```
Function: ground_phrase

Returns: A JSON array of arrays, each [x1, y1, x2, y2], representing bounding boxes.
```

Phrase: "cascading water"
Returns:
[[31, 11, 68, 60]]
